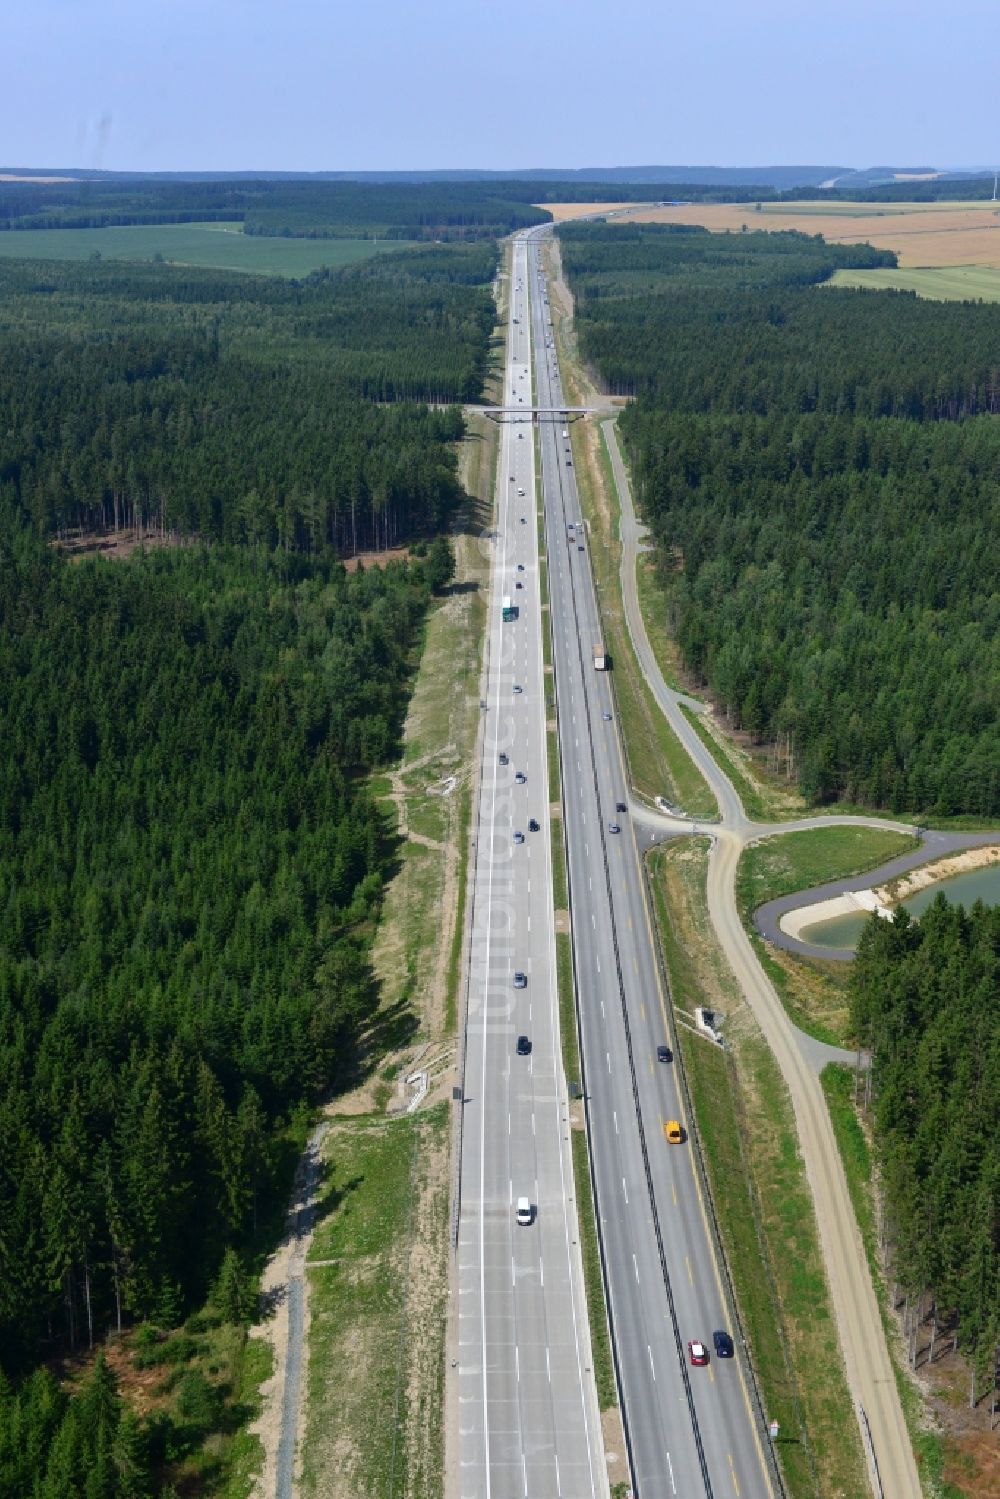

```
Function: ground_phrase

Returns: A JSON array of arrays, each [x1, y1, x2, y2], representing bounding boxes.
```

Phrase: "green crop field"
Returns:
[[828, 263, 1000, 301], [0, 221, 415, 276]]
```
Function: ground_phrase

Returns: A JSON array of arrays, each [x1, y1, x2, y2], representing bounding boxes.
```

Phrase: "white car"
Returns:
[[516, 1197, 533, 1226], [513, 830, 524, 845]]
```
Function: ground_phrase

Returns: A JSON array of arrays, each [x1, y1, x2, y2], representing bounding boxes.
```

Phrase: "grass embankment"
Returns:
[[736, 826, 918, 1044], [0, 221, 414, 276], [821, 1068, 964, 1498], [373, 412, 493, 1041], [303, 1106, 449, 1499], [648, 838, 868, 1498], [566, 413, 715, 815]]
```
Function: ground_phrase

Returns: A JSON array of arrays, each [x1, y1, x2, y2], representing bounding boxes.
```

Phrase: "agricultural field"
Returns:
[[0, 220, 412, 275], [546, 199, 1000, 269], [828, 263, 1000, 300]]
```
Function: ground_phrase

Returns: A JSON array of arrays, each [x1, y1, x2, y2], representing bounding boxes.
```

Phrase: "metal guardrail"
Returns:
[[859, 1404, 885, 1499]]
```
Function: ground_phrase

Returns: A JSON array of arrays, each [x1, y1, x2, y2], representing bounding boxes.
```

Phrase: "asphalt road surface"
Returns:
[[523, 228, 776, 1498], [456, 237, 606, 1499]]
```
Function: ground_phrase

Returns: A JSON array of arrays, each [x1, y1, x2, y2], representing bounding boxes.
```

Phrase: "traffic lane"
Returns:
[[458, 238, 581, 1496], [546, 493, 707, 1488], [509, 243, 605, 1494], [558, 542, 755, 1482], [536, 304, 755, 1487], [565, 753, 706, 1494]]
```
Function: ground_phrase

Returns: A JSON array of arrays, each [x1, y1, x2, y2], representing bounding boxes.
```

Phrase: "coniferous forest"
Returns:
[[0, 243, 498, 550], [559, 222, 1000, 816], [850, 901, 1000, 1381], [0, 215, 483, 1493]]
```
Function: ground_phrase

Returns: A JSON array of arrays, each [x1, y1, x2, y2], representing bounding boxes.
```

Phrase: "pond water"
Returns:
[[797, 860, 1000, 951]]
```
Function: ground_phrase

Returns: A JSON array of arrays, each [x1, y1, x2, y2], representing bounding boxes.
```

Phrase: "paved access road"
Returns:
[[456, 238, 606, 1499], [524, 228, 776, 1499], [604, 412, 926, 1499]]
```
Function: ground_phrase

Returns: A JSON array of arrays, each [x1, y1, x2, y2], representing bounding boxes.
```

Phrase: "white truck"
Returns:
[[593, 643, 609, 671]]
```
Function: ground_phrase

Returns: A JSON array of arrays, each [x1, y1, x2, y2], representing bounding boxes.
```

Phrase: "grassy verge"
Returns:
[[555, 931, 579, 1085], [566, 418, 715, 816], [633, 550, 684, 692], [679, 703, 799, 822], [648, 839, 868, 1498], [736, 826, 918, 1044], [570, 1130, 616, 1409], [551, 812, 568, 911], [547, 726, 562, 805], [303, 1106, 449, 1499], [444, 780, 473, 1035], [821, 1068, 962, 1498]]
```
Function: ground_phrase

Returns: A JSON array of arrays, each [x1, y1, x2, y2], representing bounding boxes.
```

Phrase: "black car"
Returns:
[[657, 1044, 672, 1063], [713, 1330, 735, 1359], [516, 1035, 532, 1056], [615, 801, 627, 813], [528, 817, 540, 832]]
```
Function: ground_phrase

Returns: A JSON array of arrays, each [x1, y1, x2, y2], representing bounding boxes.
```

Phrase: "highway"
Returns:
[[456, 236, 606, 1499], [522, 228, 775, 1498]]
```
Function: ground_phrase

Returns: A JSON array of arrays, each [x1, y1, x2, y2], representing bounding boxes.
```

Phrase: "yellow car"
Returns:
[[665, 1120, 683, 1144]]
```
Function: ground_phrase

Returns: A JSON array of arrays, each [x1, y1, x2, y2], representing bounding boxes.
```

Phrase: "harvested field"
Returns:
[[545, 199, 1000, 269], [538, 201, 640, 223]]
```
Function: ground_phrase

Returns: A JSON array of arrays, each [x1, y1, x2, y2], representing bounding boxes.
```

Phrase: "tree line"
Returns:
[[0, 521, 451, 1388], [558, 222, 1000, 816], [0, 177, 550, 241], [850, 900, 999, 1388]]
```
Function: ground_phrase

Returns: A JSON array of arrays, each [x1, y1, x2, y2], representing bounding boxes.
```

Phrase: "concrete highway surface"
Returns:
[[457, 236, 606, 1499]]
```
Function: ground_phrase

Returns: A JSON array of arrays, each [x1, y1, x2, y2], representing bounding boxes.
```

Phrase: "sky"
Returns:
[[4, 0, 999, 174]]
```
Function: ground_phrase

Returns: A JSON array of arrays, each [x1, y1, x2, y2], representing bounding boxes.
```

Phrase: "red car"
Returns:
[[688, 1339, 709, 1367]]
